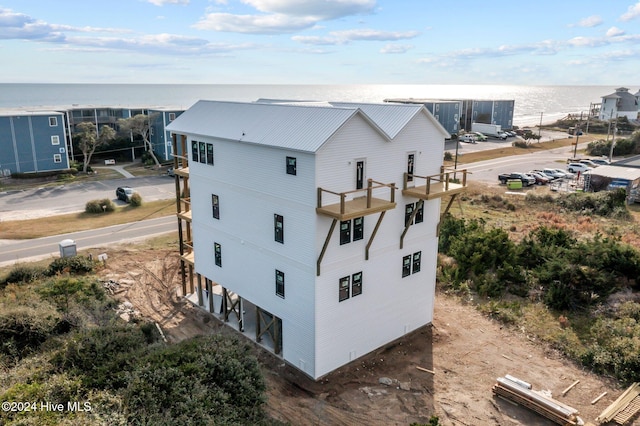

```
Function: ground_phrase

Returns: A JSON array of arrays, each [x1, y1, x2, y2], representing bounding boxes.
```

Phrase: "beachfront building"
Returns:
[[599, 87, 639, 121], [166, 99, 467, 380], [148, 107, 184, 161], [0, 110, 69, 176], [385, 98, 515, 136]]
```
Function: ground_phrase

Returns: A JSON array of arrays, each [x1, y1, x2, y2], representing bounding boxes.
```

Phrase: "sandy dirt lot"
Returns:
[[96, 245, 628, 426]]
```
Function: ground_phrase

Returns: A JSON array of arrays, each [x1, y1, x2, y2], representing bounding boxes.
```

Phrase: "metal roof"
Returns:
[[589, 165, 640, 180], [166, 100, 362, 153], [329, 101, 450, 139]]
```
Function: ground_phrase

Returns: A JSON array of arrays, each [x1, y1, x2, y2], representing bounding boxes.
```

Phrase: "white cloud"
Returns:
[[606, 26, 625, 37], [574, 15, 602, 27], [146, 0, 190, 6], [194, 12, 316, 34], [240, 0, 376, 19], [567, 36, 608, 47], [380, 43, 412, 54], [292, 28, 418, 45], [620, 1, 640, 21]]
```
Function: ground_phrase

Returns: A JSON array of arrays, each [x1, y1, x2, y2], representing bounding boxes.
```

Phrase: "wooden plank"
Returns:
[[562, 380, 580, 397], [591, 392, 607, 405], [415, 366, 435, 374]]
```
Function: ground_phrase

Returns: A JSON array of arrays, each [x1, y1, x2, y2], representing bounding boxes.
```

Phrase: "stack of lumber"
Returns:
[[595, 383, 640, 425], [492, 375, 584, 426]]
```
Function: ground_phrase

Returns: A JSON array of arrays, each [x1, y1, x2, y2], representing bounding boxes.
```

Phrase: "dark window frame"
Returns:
[[339, 276, 350, 302], [412, 251, 422, 274], [192, 140, 199, 163], [212, 194, 220, 219], [353, 217, 364, 241], [351, 271, 362, 297], [206, 143, 214, 165], [407, 153, 415, 182], [274, 214, 284, 244], [340, 220, 351, 245], [214, 242, 222, 267], [275, 270, 285, 298], [402, 255, 411, 278], [286, 156, 297, 175], [405, 203, 414, 226], [199, 142, 206, 164], [415, 202, 424, 224], [49, 116, 58, 126]]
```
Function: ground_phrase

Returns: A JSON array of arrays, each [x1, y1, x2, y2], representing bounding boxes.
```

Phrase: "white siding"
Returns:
[[189, 135, 318, 377], [312, 111, 445, 377]]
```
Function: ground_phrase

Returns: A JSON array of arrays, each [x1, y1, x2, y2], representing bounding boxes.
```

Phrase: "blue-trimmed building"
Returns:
[[149, 107, 185, 161], [0, 110, 69, 176]]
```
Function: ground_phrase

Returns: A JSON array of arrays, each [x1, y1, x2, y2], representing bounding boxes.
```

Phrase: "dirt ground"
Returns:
[[96, 244, 630, 426]]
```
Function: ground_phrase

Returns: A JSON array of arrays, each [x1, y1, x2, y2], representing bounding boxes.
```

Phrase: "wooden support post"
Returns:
[[207, 279, 213, 313], [366, 211, 385, 260], [317, 219, 337, 276], [400, 199, 422, 249], [196, 274, 203, 306]]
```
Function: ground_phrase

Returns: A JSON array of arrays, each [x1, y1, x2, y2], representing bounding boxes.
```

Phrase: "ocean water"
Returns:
[[0, 83, 627, 127]]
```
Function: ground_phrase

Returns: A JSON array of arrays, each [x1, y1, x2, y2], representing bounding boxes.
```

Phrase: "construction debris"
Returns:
[[591, 392, 607, 405], [595, 382, 640, 425], [415, 366, 435, 374], [492, 375, 584, 425], [562, 380, 580, 396]]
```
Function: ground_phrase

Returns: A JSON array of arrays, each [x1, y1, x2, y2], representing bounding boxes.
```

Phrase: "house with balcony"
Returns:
[[599, 87, 639, 121], [166, 100, 466, 380], [0, 109, 69, 176]]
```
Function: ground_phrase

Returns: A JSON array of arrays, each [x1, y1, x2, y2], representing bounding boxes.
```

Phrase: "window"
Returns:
[[402, 255, 411, 278], [286, 156, 297, 175], [274, 214, 284, 243], [169, 113, 176, 121], [340, 220, 351, 245], [275, 270, 285, 298], [214, 242, 222, 267], [415, 202, 424, 224], [405, 203, 414, 226], [49, 117, 58, 126], [351, 272, 362, 297], [149, 127, 154, 136], [407, 153, 415, 182], [353, 217, 364, 241], [199, 142, 206, 164], [51, 135, 60, 145], [339, 276, 350, 302], [355, 160, 365, 189], [405, 202, 423, 225], [412, 251, 421, 273], [206, 143, 214, 165], [53, 154, 62, 163], [192, 141, 199, 162], [212, 194, 220, 219]]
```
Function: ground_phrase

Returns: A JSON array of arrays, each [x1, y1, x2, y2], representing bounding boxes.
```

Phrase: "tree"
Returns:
[[75, 122, 116, 173], [118, 114, 160, 167]]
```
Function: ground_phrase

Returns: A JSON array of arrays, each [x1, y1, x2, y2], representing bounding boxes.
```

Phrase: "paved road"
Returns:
[[0, 175, 176, 220], [0, 215, 178, 267]]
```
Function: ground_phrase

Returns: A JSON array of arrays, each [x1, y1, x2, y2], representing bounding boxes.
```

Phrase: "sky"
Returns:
[[1, 0, 640, 85]]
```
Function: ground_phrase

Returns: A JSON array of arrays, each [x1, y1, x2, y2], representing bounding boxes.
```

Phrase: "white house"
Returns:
[[599, 87, 639, 121], [166, 100, 466, 380]]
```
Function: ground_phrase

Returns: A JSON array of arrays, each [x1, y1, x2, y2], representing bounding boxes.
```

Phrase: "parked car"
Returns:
[[527, 171, 551, 185], [567, 163, 593, 173], [116, 186, 135, 202], [497, 132, 508, 140], [589, 158, 610, 166], [473, 132, 488, 141], [578, 159, 599, 168], [498, 172, 536, 186], [540, 168, 566, 180], [167, 167, 175, 177], [555, 168, 575, 179], [459, 134, 477, 143]]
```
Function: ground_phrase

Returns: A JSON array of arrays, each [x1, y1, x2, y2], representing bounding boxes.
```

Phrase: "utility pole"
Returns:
[[573, 111, 583, 158], [608, 113, 618, 163], [538, 112, 543, 139]]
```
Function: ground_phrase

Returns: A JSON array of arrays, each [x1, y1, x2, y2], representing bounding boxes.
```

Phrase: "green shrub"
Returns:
[[47, 255, 96, 276], [129, 192, 142, 207], [0, 304, 61, 360], [0, 264, 47, 288], [85, 198, 115, 214], [443, 151, 453, 161]]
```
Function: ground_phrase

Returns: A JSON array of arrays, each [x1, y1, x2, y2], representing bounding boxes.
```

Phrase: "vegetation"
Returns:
[[0, 257, 276, 426], [75, 122, 116, 173], [438, 186, 640, 384], [85, 198, 116, 214], [586, 128, 640, 157], [118, 114, 161, 167]]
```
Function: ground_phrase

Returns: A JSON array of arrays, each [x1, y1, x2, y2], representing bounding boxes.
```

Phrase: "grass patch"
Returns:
[[0, 200, 176, 239]]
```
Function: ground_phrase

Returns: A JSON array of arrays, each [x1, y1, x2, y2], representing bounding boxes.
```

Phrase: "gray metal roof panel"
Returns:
[[166, 100, 359, 153]]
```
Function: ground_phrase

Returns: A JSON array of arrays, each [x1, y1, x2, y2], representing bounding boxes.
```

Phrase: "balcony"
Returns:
[[402, 167, 467, 200], [316, 179, 396, 221]]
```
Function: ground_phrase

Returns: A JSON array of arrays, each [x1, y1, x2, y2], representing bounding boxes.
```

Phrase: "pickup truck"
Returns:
[[498, 172, 536, 186]]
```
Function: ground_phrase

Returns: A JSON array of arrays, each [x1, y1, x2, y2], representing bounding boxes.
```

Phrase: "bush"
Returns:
[[85, 198, 116, 214], [0, 264, 47, 288], [129, 192, 142, 207], [443, 151, 453, 161], [0, 304, 61, 360], [47, 255, 96, 276]]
